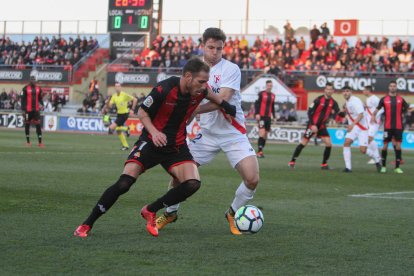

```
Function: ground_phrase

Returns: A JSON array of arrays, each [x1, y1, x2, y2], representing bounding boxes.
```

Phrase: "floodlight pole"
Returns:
[[245, 0, 250, 34]]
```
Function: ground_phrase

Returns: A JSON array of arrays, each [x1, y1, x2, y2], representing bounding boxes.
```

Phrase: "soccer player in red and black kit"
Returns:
[[74, 58, 237, 237], [21, 75, 44, 147], [371, 80, 412, 174], [289, 82, 340, 169], [255, 80, 276, 158]]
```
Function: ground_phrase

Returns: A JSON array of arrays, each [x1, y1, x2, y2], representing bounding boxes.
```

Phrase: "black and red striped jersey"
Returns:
[[377, 95, 409, 130], [255, 91, 275, 118], [21, 83, 43, 112], [140, 76, 208, 147], [308, 95, 339, 127]]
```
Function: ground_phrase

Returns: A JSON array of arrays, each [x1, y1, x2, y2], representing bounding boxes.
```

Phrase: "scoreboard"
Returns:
[[107, 0, 153, 33]]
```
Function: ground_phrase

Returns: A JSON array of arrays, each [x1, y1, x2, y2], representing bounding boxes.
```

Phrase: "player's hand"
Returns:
[[129, 109, 135, 117], [347, 124, 354, 132], [186, 111, 197, 125], [151, 130, 167, 147], [370, 117, 376, 125], [223, 113, 232, 123]]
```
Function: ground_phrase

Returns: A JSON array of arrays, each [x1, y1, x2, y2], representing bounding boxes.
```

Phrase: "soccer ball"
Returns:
[[234, 205, 264, 234]]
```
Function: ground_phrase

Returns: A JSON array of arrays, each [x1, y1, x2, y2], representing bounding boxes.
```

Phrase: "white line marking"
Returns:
[[349, 191, 414, 200]]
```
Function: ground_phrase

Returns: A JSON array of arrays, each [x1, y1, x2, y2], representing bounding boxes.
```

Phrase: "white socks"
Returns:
[[367, 140, 381, 163], [230, 182, 256, 212], [343, 147, 352, 170]]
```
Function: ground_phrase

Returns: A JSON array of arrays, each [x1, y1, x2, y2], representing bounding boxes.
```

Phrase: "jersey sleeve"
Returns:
[[254, 92, 262, 115], [307, 97, 320, 123], [402, 98, 409, 112], [21, 86, 27, 111], [140, 84, 167, 117], [221, 63, 241, 91], [122, 92, 135, 102], [376, 97, 384, 110]]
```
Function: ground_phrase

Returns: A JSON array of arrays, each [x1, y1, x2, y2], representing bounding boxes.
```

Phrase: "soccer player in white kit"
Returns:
[[362, 85, 383, 165], [156, 28, 259, 235], [342, 85, 381, 172]]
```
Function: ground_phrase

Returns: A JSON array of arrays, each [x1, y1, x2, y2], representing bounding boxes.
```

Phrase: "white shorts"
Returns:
[[189, 130, 256, 168], [368, 123, 379, 138], [345, 126, 368, 147]]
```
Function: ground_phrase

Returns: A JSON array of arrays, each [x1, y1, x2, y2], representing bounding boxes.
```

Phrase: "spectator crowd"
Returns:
[[130, 22, 413, 75], [0, 35, 99, 70]]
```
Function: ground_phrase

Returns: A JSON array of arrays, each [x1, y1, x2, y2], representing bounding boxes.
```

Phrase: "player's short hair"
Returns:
[[342, 84, 352, 91], [202, 28, 226, 43], [325, 82, 334, 88], [266, 80, 272, 84], [364, 85, 373, 91], [183, 57, 210, 75], [389, 80, 397, 85]]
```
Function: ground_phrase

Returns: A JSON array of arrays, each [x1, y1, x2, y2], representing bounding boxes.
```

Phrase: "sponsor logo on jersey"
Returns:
[[143, 96, 153, 107]]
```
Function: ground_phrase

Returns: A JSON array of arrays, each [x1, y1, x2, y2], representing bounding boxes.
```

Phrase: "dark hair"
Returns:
[[364, 85, 373, 91], [325, 82, 333, 88], [389, 80, 397, 85], [342, 84, 352, 90], [183, 57, 210, 75], [202, 28, 226, 44], [266, 80, 272, 84]]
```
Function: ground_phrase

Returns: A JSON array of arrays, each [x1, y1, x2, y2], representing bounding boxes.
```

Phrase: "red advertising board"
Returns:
[[334, 20, 358, 36]]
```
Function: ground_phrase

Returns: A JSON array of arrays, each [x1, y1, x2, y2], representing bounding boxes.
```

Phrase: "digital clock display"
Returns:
[[108, 0, 153, 32]]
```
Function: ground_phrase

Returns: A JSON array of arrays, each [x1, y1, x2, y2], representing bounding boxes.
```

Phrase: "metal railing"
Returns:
[[1, 19, 414, 36]]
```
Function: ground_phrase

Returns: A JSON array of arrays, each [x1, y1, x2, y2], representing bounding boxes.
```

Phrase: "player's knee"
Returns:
[[244, 175, 259, 189], [116, 174, 137, 193], [179, 179, 201, 198], [360, 148, 367, 154]]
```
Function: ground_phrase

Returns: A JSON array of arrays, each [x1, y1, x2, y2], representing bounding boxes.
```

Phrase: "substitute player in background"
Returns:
[[104, 82, 138, 150], [342, 85, 381, 172], [289, 82, 339, 169], [371, 80, 411, 173], [362, 85, 383, 165], [255, 80, 276, 158], [74, 58, 237, 238], [157, 28, 260, 235], [21, 75, 44, 147]]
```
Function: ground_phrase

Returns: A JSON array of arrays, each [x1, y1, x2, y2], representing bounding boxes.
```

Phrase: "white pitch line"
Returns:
[[349, 191, 414, 200]]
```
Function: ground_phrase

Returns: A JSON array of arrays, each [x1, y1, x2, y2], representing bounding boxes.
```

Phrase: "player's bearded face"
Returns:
[[188, 71, 209, 96], [389, 83, 397, 93], [343, 90, 351, 100], [204, 39, 224, 65]]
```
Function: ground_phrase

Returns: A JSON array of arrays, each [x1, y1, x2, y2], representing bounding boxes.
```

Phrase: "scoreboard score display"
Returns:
[[108, 0, 153, 32]]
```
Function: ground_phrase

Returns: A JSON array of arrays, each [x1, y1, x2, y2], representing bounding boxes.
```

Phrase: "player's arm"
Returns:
[[254, 92, 262, 121], [137, 107, 167, 147], [371, 97, 384, 124], [129, 96, 138, 116], [20, 87, 27, 113], [271, 98, 276, 120], [195, 87, 236, 117], [104, 96, 113, 114], [38, 88, 44, 110]]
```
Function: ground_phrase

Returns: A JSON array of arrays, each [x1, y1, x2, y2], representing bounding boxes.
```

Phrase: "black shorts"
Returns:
[[115, 113, 129, 126], [258, 117, 271, 131], [383, 129, 403, 142], [125, 139, 195, 174], [24, 111, 41, 124], [303, 123, 329, 139]]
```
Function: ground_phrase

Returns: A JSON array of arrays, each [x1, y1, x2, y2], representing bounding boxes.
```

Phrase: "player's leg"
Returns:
[[74, 140, 153, 237], [257, 118, 269, 158], [143, 145, 200, 236], [381, 131, 391, 173], [343, 127, 360, 172], [320, 135, 332, 169], [33, 112, 44, 147], [114, 114, 129, 150], [157, 132, 218, 229], [393, 130, 403, 173], [289, 136, 310, 168], [24, 112, 31, 145], [74, 162, 141, 237]]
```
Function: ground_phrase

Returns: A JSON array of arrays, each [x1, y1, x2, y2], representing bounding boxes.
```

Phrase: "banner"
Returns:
[[0, 112, 26, 128], [110, 33, 146, 61], [0, 67, 70, 83], [107, 71, 180, 86], [59, 116, 109, 132], [304, 75, 414, 93], [334, 19, 358, 36]]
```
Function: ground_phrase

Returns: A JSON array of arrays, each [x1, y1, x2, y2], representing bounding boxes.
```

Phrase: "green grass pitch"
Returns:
[[1, 130, 413, 275]]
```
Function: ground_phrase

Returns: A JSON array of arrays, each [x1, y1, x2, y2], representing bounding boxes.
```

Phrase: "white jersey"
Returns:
[[199, 58, 246, 135], [365, 94, 382, 124], [345, 95, 368, 130]]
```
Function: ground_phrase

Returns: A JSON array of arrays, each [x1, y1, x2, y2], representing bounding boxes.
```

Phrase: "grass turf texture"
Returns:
[[1, 130, 413, 275]]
